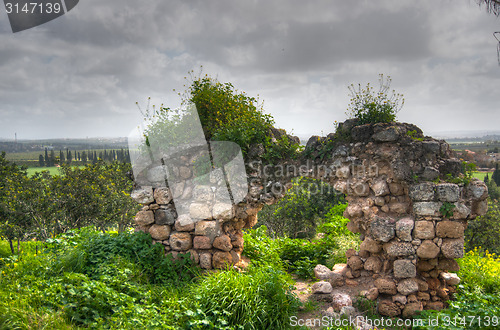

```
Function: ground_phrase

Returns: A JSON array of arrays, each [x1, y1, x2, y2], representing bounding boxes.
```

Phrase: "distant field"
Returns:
[[473, 172, 493, 181], [26, 166, 86, 176], [5, 149, 124, 161]]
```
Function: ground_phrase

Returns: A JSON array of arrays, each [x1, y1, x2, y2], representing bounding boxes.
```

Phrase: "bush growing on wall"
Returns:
[[346, 74, 404, 124]]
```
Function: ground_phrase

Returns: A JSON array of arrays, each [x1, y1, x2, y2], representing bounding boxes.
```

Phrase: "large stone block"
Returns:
[[175, 214, 195, 231], [369, 216, 396, 242], [397, 278, 418, 295], [417, 240, 440, 259], [213, 235, 233, 252], [436, 183, 460, 202], [149, 224, 171, 240], [441, 238, 464, 259], [396, 217, 414, 241], [436, 221, 464, 238], [169, 232, 193, 251], [414, 221, 435, 240], [189, 203, 212, 220], [360, 236, 382, 253], [371, 180, 390, 196], [134, 210, 155, 226], [409, 183, 435, 201], [413, 202, 442, 217], [393, 259, 416, 278], [212, 251, 233, 269], [155, 208, 177, 225], [195, 220, 220, 237], [374, 278, 397, 295], [153, 187, 172, 204], [385, 242, 415, 257], [131, 187, 154, 204]]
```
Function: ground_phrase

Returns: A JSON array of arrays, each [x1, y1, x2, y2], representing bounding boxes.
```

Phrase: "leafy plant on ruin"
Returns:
[[346, 74, 404, 125], [439, 202, 456, 218]]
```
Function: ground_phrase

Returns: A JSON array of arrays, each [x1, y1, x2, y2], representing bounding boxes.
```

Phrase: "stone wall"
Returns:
[[131, 120, 488, 317]]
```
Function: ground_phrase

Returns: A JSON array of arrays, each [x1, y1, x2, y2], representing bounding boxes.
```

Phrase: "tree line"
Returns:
[[0, 152, 139, 254], [38, 148, 131, 167]]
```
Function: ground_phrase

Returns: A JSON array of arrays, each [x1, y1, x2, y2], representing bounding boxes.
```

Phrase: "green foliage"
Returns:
[[257, 177, 345, 238], [407, 130, 423, 141], [346, 74, 404, 125], [248, 204, 360, 279], [0, 228, 199, 328], [261, 134, 303, 162], [0, 156, 139, 245], [466, 200, 500, 254], [190, 266, 300, 329], [182, 74, 274, 155], [440, 202, 456, 218], [0, 227, 302, 329], [414, 249, 500, 329]]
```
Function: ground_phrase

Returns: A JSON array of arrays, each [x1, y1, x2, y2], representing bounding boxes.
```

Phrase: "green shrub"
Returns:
[[466, 201, 500, 254], [191, 266, 300, 329], [346, 74, 404, 125], [414, 249, 500, 329]]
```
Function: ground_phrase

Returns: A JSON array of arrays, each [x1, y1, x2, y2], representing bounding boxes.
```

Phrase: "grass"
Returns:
[[472, 171, 493, 181]]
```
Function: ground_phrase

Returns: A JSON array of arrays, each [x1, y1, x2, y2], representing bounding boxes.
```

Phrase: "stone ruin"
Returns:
[[130, 120, 488, 317]]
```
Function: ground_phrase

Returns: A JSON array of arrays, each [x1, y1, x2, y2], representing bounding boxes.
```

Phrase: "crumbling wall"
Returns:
[[131, 120, 488, 317]]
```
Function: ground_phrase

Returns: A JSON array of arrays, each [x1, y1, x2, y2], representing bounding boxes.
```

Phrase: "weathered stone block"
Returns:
[[413, 202, 442, 217], [213, 235, 233, 252], [372, 126, 400, 142], [312, 281, 333, 294], [441, 238, 464, 259], [397, 278, 419, 295], [155, 208, 177, 225], [393, 259, 416, 278], [169, 232, 192, 251], [385, 242, 415, 257], [194, 220, 220, 237], [360, 236, 382, 253], [314, 264, 333, 280], [375, 278, 397, 295], [212, 251, 232, 269], [131, 186, 154, 204], [134, 210, 155, 226], [212, 203, 234, 221], [436, 183, 460, 202], [417, 240, 440, 259], [440, 272, 460, 286], [370, 216, 395, 242], [347, 256, 364, 271], [364, 256, 382, 273], [153, 187, 172, 204], [331, 293, 352, 311], [371, 180, 390, 196], [175, 214, 195, 231], [189, 203, 212, 220], [414, 221, 435, 240], [193, 236, 212, 249], [199, 252, 212, 269], [436, 221, 464, 238], [149, 224, 171, 240], [396, 217, 414, 241], [409, 183, 435, 201], [378, 299, 401, 317]]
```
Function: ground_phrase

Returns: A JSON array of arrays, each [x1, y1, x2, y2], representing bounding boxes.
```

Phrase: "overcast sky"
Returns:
[[1, 0, 499, 140]]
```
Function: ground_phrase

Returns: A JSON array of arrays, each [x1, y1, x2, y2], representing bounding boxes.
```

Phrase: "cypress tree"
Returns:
[[59, 150, 65, 163], [484, 173, 490, 184], [68, 150, 73, 163], [493, 163, 500, 186], [38, 154, 45, 167], [44, 148, 49, 167]]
